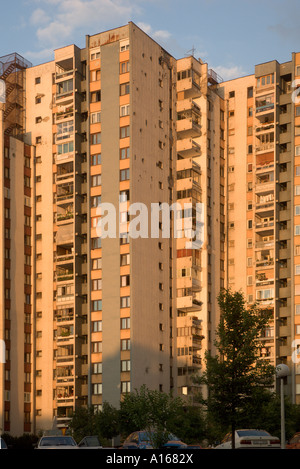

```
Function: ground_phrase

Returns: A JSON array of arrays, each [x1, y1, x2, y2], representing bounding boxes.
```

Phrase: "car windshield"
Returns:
[[237, 430, 270, 437], [40, 437, 76, 446], [79, 436, 100, 447]]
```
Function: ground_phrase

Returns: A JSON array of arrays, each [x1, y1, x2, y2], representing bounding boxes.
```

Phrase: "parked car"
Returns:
[[215, 429, 280, 449], [0, 437, 8, 449], [286, 432, 300, 449], [78, 436, 102, 448], [35, 435, 78, 449], [123, 431, 187, 449]]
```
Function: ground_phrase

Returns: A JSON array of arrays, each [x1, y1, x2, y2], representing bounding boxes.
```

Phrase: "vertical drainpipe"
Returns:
[[0, 100, 5, 434], [32, 144, 37, 435]]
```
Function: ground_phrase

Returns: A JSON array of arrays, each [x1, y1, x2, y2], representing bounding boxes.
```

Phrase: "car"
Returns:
[[0, 437, 8, 450], [78, 436, 103, 448], [35, 435, 78, 449], [215, 429, 280, 449], [286, 432, 300, 449], [122, 431, 187, 449]]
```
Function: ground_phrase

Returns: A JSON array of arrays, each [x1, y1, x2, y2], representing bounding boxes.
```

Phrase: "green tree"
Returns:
[[119, 385, 184, 448], [197, 289, 276, 448], [95, 401, 120, 442], [68, 406, 97, 442]]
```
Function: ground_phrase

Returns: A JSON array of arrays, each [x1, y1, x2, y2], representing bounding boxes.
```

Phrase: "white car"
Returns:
[[215, 429, 280, 449], [36, 435, 78, 449]]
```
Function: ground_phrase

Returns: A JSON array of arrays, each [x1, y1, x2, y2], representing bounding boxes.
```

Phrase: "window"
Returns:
[[91, 195, 102, 207], [120, 41, 129, 52], [121, 339, 130, 351], [92, 342, 102, 353], [92, 300, 102, 311], [121, 253, 130, 266], [120, 61, 129, 74], [93, 363, 102, 374], [296, 265, 300, 275], [296, 205, 300, 216], [35, 96, 42, 104], [93, 383, 102, 395], [57, 79, 73, 96], [247, 87, 253, 98], [121, 275, 130, 287], [121, 296, 130, 308], [57, 141, 74, 155], [121, 381, 131, 394], [120, 126, 130, 138], [91, 153, 101, 166], [92, 279, 102, 291], [93, 321, 102, 332], [57, 120, 74, 141], [90, 69, 101, 81], [90, 49, 100, 60], [90, 112, 101, 124], [35, 77, 41, 84], [121, 317, 130, 329], [296, 107, 300, 117], [120, 104, 130, 117], [120, 168, 130, 181], [91, 133, 101, 145], [296, 146, 300, 156], [296, 185, 300, 195], [92, 174, 101, 186], [92, 258, 102, 270], [91, 90, 101, 102], [36, 116, 42, 124], [120, 82, 130, 95], [120, 147, 130, 159], [296, 225, 300, 236], [91, 237, 101, 249], [229, 91, 235, 98], [121, 360, 131, 372]]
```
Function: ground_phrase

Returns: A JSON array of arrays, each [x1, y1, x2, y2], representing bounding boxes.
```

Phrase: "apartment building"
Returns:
[[0, 53, 34, 434], [0, 23, 181, 435], [175, 56, 225, 399], [2, 22, 300, 437], [220, 53, 300, 403]]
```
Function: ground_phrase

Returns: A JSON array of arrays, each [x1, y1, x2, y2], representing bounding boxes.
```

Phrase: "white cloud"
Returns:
[[31, 0, 136, 48], [136, 22, 171, 43], [30, 8, 51, 25], [212, 64, 246, 81]]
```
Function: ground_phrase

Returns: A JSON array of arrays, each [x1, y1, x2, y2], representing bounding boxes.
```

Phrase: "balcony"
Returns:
[[177, 294, 202, 313], [176, 118, 201, 139], [56, 182, 74, 202], [177, 72, 201, 99], [255, 142, 275, 154], [177, 138, 201, 158]]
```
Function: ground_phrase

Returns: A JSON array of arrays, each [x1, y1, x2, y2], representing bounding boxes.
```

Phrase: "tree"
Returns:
[[68, 406, 97, 442], [95, 402, 120, 441], [197, 289, 276, 449], [119, 385, 184, 448]]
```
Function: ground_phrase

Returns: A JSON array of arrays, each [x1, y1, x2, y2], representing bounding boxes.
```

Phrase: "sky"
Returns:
[[1, 0, 300, 81]]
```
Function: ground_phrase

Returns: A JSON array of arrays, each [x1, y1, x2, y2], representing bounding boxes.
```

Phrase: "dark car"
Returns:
[[123, 431, 186, 449]]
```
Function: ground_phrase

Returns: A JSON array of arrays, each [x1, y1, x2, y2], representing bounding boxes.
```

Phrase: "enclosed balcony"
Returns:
[[255, 249, 274, 269], [177, 288, 202, 312], [56, 344, 74, 364], [55, 100, 74, 123], [177, 108, 201, 139], [56, 385, 74, 404], [56, 365, 74, 384], [255, 93, 275, 119], [56, 202, 74, 224], [57, 324, 74, 342], [56, 263, 74, 282], [55, 306, 74, 323], [177, 68, 201, 99], [56, 161, 74, 182], [56, 181, 74, 202]]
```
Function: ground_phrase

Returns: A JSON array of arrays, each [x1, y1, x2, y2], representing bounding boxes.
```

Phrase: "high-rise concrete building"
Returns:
[[219, 52, 300, 404], [1, 21, 300, 437], [1, 24, 179, 435]]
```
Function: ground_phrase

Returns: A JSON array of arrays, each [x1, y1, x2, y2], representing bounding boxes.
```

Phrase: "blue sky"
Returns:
[[1, 0, 300, 80]]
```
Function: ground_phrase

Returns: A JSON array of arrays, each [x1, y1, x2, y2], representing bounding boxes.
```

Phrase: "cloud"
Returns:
[[136, 21, 172, 48], [212, 64, 247, 81], [30, 8, 51, 25], [31, 0, 136, 49]]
